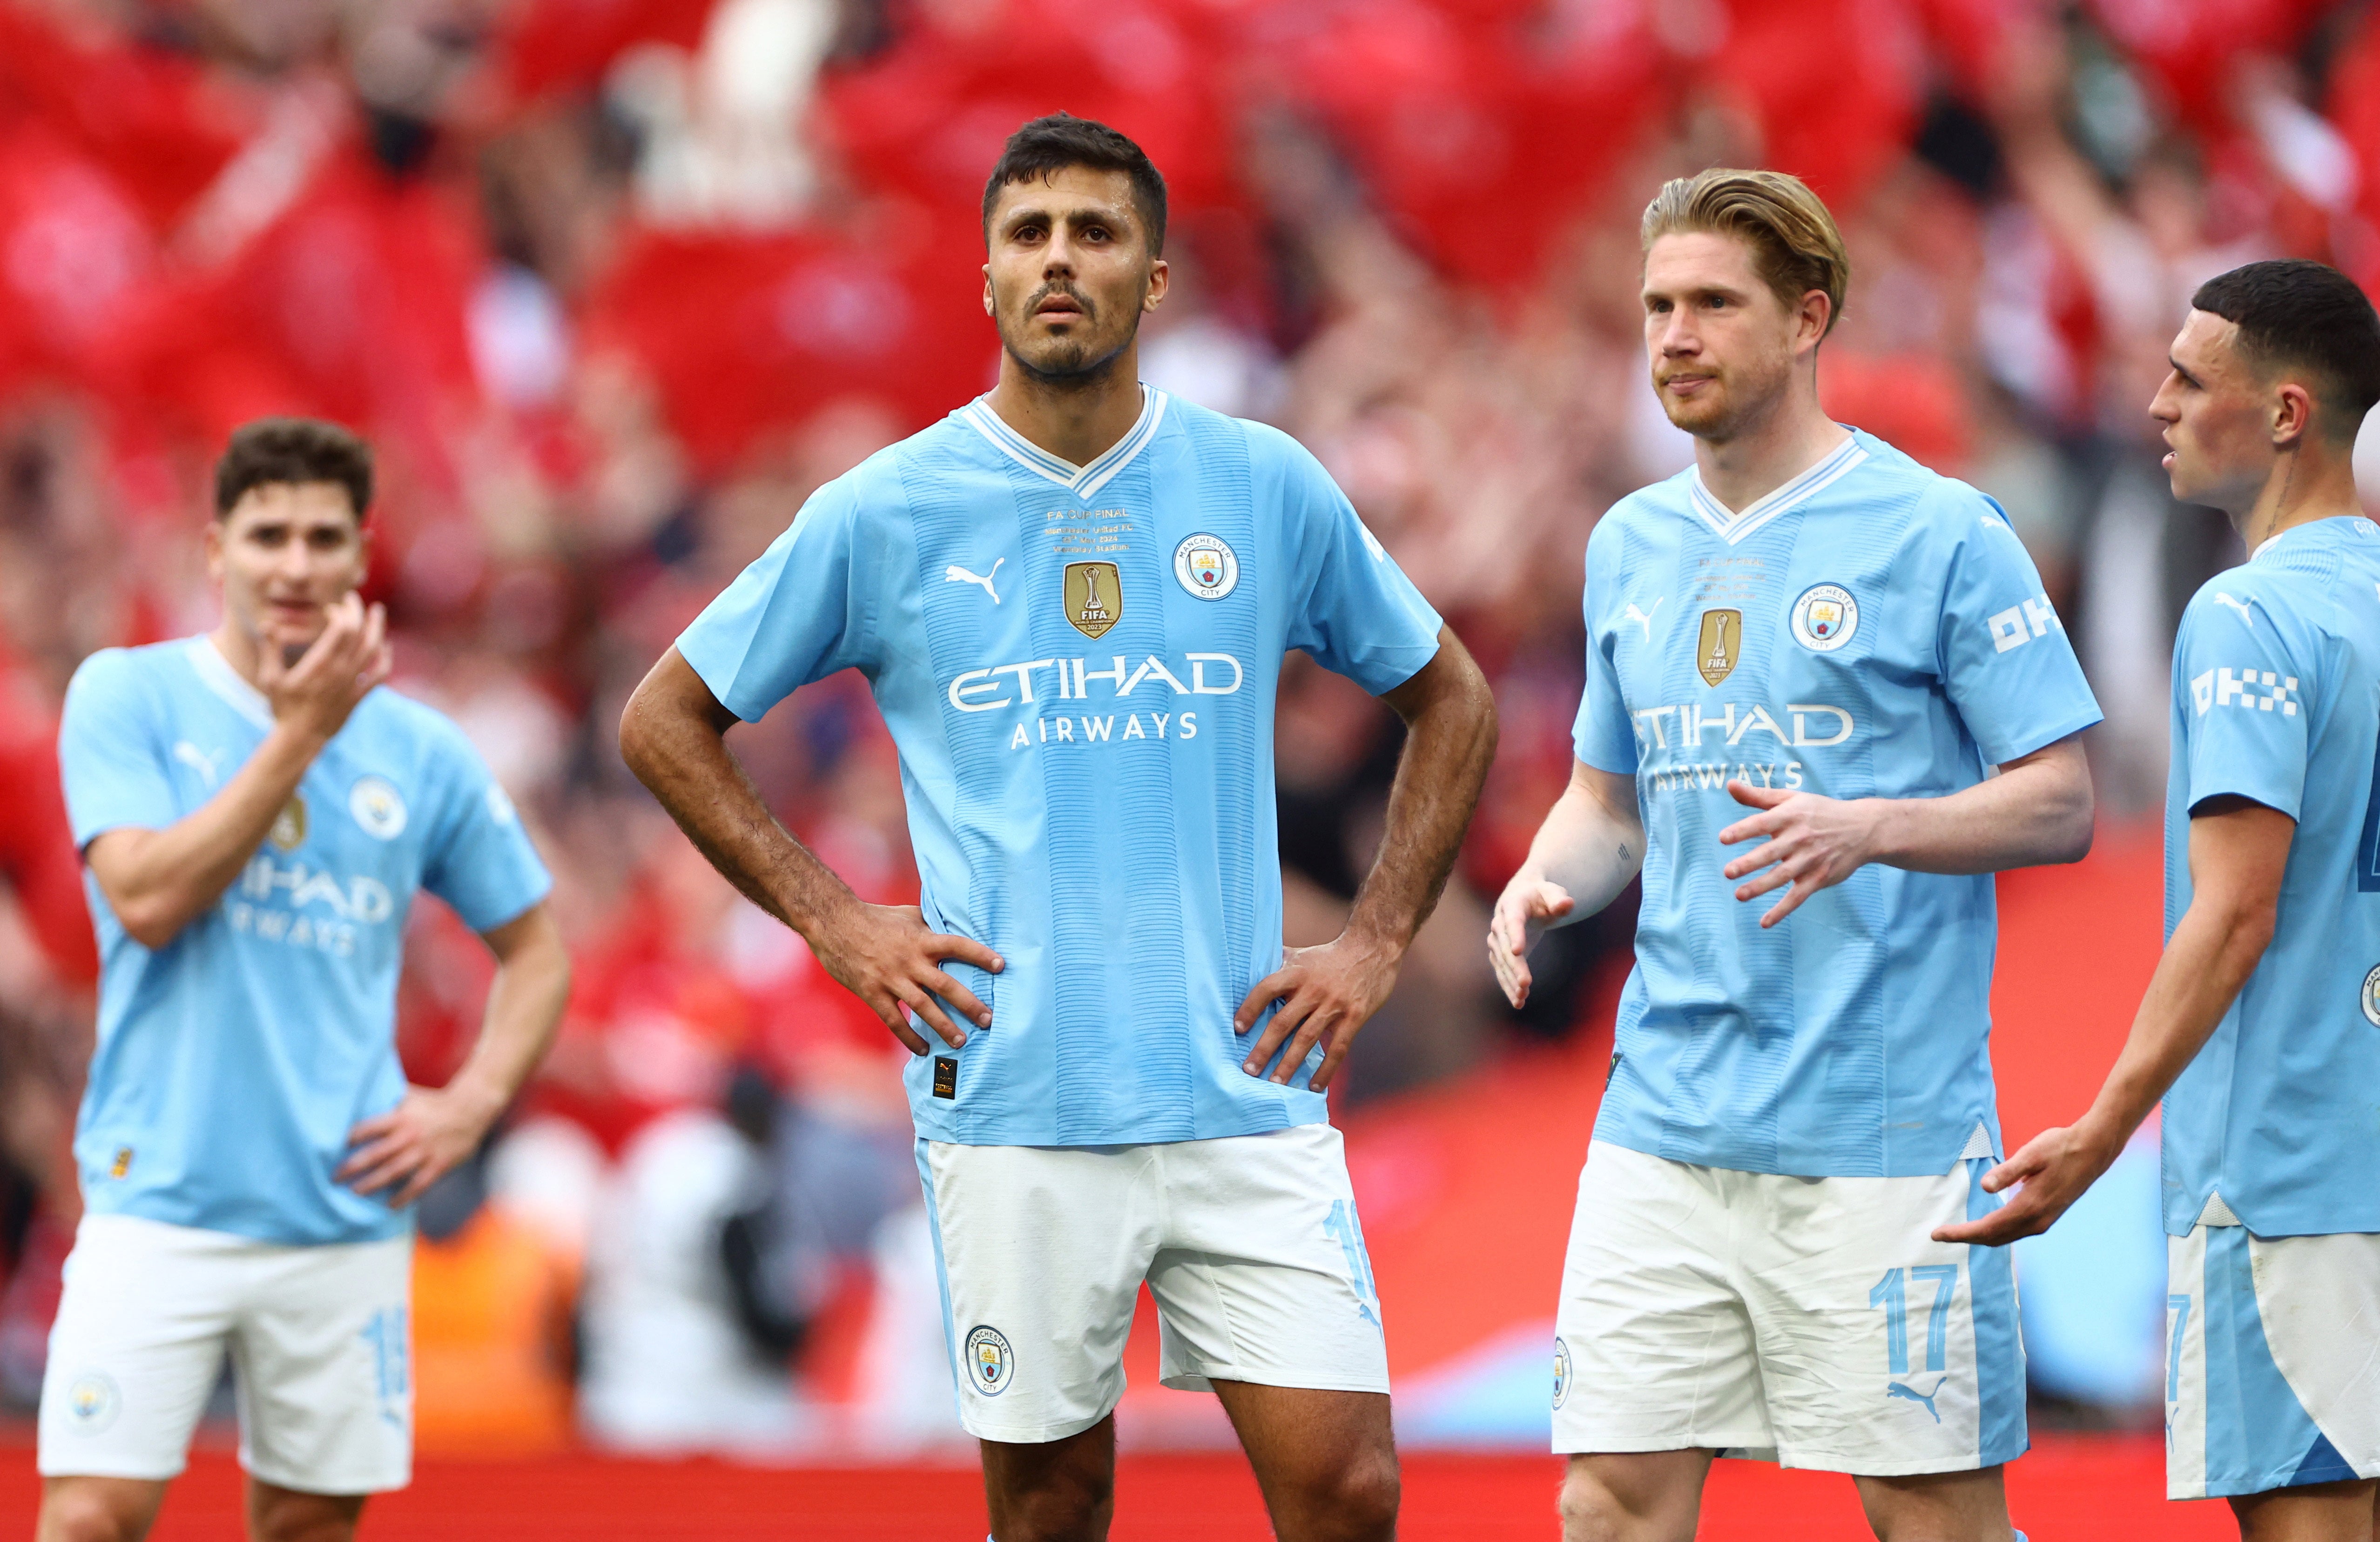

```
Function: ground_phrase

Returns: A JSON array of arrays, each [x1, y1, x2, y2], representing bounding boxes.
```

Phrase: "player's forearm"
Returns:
[[88, 721, 327, 947], [1346, 634, 1497, 952], [1518, 778, 1645, 924], [1864, 736, 2092, 875], [2071, 893, 2273, 1155], [446, 905, 573, 1123], [619, 650, 863, 937]]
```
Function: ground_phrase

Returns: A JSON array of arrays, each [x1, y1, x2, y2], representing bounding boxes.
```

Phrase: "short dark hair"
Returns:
[[2191, 260, 2380, 444], [980, 114, 1166, 256], [214, 417, 373, 521]]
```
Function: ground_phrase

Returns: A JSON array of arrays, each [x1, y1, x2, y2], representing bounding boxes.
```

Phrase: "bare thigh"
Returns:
[[244, 1479, 366, 1542], [1558, 1450, 1714, 1542], [36, 1475, 169, 1542], [980, 1414, 1118, 1542], [2230, 1477, 2380, 1542], [1851, 1465, 2014, 1542], [1212, 1382, 1398, 1542]]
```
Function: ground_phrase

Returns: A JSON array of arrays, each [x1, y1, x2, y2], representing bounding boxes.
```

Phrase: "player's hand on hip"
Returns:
[[1716, 781, 1878, 927], [1233, 932, 1400, 1093], [258, 593, 392, 745], [1930, 1123, 2118, 1246], [339, 1084, 499, 1206], [1487, 876, 1574, 1009], [808, 902, 1004, 1056]]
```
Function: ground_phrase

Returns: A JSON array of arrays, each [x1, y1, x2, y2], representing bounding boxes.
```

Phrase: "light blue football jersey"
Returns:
[[675, 389, 1443, 1146], [1573, 430, 2103, 1178], [2161, 514, 2380, 1238], [58, 637, 551, 1245]]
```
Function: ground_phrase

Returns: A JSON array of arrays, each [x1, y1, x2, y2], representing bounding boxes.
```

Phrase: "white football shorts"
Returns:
[[2167, 1223, 2380, 1499], [917, 1123, 1390, 1443], [1551, 1140, 2027, 1475], [38, 1212, 413, 1494]]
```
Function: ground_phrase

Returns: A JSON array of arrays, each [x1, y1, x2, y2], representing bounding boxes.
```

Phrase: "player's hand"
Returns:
[[1233, 931, 1400, 1092], [339, 1083, 500, 1206], [1931, 1124, 2122, 1246], [1487, 875, 1574, 1008], [1717, 781, 1880, 927], [258, 593, 391, 746], [807, 902, 1003, 1056]]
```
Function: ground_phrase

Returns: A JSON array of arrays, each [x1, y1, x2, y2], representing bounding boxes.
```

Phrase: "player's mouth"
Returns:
[[1032, 291, 1088, 322], [1660, 372, 1716, 396]]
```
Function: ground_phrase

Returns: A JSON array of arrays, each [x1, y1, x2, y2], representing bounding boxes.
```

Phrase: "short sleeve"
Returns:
[[676, 477, 875, 722], [1276, 438, 1443, 694], [419, 726, 553, 932], [1571, 529, 1638, 774], [1935, 504, 2103, 763], [58, 650, 177, 848], [2171, 586, 2309, 821]]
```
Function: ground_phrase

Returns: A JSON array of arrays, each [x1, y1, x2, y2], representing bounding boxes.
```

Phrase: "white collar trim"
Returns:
[[1686, 436, 1867, 546], [185, 635, 274, 730], [962, 388, 1168, 501]]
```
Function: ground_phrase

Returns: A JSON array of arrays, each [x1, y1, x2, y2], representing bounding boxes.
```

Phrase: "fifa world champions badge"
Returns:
[[1173, 532, 1240, 600]]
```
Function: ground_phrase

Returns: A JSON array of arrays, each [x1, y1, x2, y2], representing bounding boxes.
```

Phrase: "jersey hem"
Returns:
[[909, 1109, 1333, 1147], [81, 1193, 414, 1250], [1589, 1126, 1993, 1182]]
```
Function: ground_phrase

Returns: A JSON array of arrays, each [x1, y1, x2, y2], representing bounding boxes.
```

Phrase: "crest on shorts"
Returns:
[[269, 795, 308, 851], [1695, 609, 1742, 687], [1552, 1337, 1572, 1409], [1064, 562, 1122, 639], [1791, 583, 1859, 652], [964, 1324, 1015, 1396], [67, 1372, 120, 1431], [2362, 964, 2380, 1027]]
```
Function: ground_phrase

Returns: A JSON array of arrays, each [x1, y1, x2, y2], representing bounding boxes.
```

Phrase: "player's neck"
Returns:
[[2236, 443, 2362, 555], [208, 619, 267, 688], [1691, 390, 1850, 516], [985, 348, 1147, 469]]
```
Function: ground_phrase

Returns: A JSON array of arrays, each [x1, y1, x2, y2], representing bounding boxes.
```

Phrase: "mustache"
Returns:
[[1027, 282, 1093, 316]]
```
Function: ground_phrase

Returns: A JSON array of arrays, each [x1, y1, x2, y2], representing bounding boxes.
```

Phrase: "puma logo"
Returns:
[[2212, 593, 2254, 626], [1887, 1377, 1947, 1423], [944, 559, 1004, 605], [1623, 598, 1665, 642], [173, 741, 228, 787]]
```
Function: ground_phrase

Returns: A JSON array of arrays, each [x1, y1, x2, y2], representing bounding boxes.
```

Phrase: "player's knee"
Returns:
[[990, 1471, 1114, 1542], [37, 1488, 150, 1542], [1557, 1465, 1688, 1542], [1270, 1448, 1398, 1542]]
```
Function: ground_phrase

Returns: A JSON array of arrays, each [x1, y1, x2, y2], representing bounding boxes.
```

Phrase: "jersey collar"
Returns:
[[185, 635, 274, 731], [961, 387, 1168, 501], [1686, 434, 1868, 546]]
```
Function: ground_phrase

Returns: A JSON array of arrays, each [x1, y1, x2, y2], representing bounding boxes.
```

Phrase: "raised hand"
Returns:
[[1931, 1124, 2121, 1246], [808, 902, 1005, 1055], [256, 592, 391, 746], [1487, 876, 1575, 1008], [1717, 781, 1880, 927], [1233, 932, 1401, 1093]]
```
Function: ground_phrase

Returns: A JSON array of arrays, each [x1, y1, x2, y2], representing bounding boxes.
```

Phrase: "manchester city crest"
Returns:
[[964, 1324, 1015, 1396], [67, 1371, 121, 1432], [2362, 964, 2380, 1027], [1552, 1337, 1572, 1409], [1064, 562, 1122, 639], [350, 775, 408, 841], [1790, 583, 1860, 652], [1173, 532, 1240, 601]]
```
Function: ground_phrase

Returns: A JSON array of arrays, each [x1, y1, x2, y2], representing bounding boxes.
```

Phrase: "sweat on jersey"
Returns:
[[1572, 430, 2104, 1179], [2162, 515, 2380, 1238], [675, 389, 1443, 1147], [59, 638, 551, 1246]]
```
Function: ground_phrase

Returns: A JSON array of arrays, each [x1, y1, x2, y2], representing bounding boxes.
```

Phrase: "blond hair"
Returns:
[[1641, 168, 1849, 336]]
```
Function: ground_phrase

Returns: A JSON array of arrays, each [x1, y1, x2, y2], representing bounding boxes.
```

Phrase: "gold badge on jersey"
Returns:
[[269, 794, 308, 851], [1696, 609, 1742, 687], [1064, 561, 1122, 639]]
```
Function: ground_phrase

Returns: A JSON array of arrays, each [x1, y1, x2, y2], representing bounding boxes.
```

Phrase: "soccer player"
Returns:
[[1487, 168, 2102, 1542], [1942, 261, 2380, 1539], [618, 114, 1495, 1542], [37, 419, 569, 1542]]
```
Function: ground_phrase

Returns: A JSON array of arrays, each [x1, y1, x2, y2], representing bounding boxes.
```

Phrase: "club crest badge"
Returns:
[[2362, 964, 2380, 1027], [1791, 583, 1860, 652], [1552, 1337, 1572, 1409], [1696, 608, 1742, 687], [964, 1325, 1015, 1396], [350, 776, 408, 841], [1064, 562, 1122, 639], [67, 1372, 120, 1431], [269, 795, 308, 851], [1173, 532, 1240, 600]]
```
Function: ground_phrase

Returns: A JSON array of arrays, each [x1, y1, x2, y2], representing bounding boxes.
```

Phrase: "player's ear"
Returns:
[[983, 263, 994, 317], [1144, 256, 1168, 313], [203, 515, 225, 581], [2270, 380, 2315, 448]]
